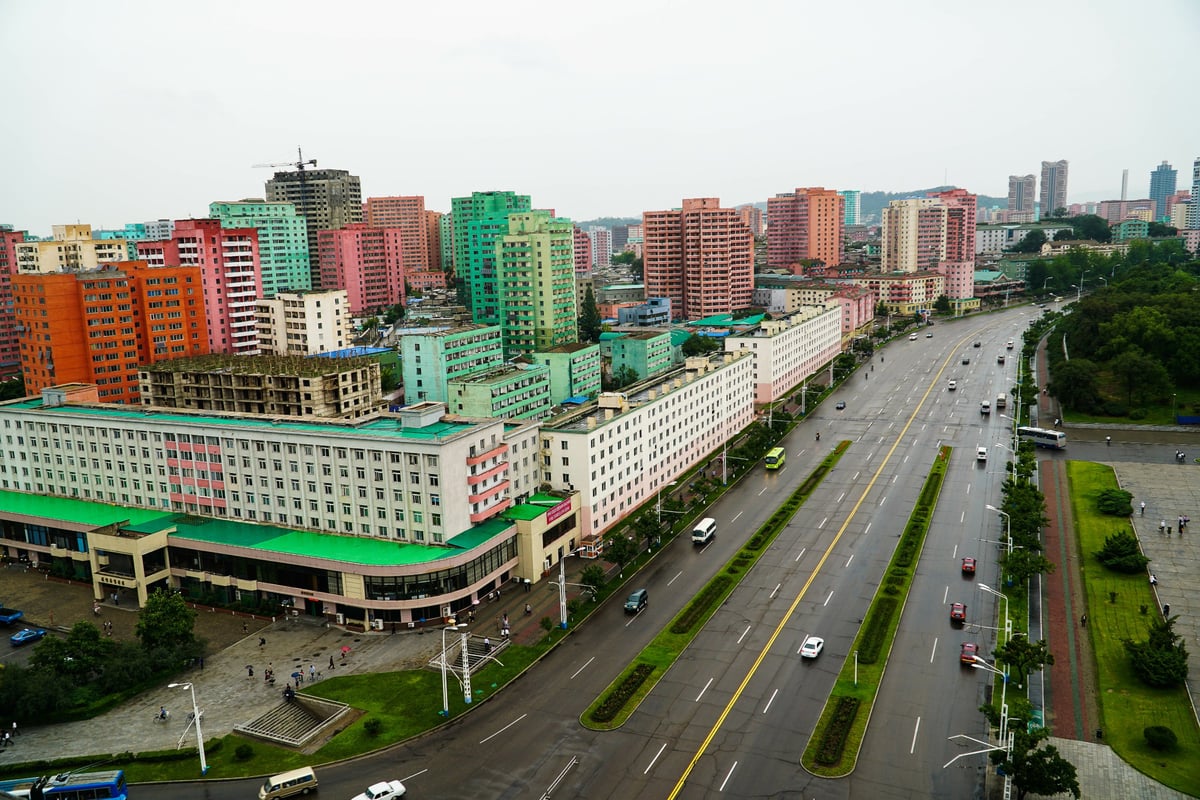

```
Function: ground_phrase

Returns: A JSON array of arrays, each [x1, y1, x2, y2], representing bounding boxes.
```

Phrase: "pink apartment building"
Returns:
[[317, 224, 405, 315], [573, 225, 592, 274], [0, 228, 26, 378], [363, 196, 446, 291], [136, 219, 262, 355], [643, 198, 753, 321], [767, 187, 844, 272]]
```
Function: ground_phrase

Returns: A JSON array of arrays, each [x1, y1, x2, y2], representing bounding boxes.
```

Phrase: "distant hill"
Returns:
[[737, 187, 1007, 224], [575, 216, 641, 229]]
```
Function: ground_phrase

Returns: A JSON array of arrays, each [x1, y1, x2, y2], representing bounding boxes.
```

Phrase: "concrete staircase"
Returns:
[[427, 632, 510, 673], [233, 692, 350, 748]]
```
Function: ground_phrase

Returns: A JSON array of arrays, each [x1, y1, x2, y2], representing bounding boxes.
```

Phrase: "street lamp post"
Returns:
[[1172, 393, 1177, 423], [985, 504, 1012, 556], [656, 480, 678, 525], [1098, 276, 1107, 288], [1042, 277, 1052, 291], [993, 442, 1018, 484], [167, 682, 207, 775], [979, 584, 1012, 647], [440, 623, 464, 718]]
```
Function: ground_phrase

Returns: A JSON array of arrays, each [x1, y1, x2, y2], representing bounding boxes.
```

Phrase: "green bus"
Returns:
[[764, 447, 786, 470]]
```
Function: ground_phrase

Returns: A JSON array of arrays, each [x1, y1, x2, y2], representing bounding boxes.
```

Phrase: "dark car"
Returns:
[[950, 602, 967, 624], [960, 642, 979, 665], [973, 341, 982, 348], [624, 588, 648, 614], [962, 356, 970, 365], [10, 627, 46, 647], [961, 557, 976, 575], [835, 401, 846, 410]]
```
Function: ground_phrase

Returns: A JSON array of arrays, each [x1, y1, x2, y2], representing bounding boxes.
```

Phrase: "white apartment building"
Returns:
[[16, 224, 128, 273], [538, 352, 755, 539], [257, 290, 352, 356], [725, 306, 842, 404]]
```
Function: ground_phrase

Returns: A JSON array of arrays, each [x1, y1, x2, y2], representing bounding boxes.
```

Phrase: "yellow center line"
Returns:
[[667, 344, 963, 798]]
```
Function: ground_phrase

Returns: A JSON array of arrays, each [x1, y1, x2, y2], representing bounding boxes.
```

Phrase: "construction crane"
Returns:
[[252, 146, 317, 173]]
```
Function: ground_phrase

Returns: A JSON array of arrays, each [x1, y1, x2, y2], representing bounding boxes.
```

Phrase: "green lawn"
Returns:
[[1067, 461, 1200, 796]]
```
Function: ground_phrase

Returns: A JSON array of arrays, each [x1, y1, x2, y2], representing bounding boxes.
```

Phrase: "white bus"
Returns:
[[1017, 426, 1067, 449]]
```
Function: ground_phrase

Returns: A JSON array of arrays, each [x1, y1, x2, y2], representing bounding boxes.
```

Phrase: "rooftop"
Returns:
[[145, 353, 376, 376]]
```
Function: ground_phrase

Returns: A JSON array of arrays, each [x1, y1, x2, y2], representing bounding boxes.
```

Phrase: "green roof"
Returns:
[[504, 493, 571, 522], [669, 330, 692, 346], [0, 490, 175, 529]]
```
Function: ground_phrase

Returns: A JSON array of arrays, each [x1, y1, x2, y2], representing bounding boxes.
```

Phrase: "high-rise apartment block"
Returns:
[[643, 198, 753, 321], [1188, 158, 1200, 229], [13, 261, 209, 403], [316, 224, 405, 316], [767, 187, 844, 273], [137, 219, 262, 356], [364, 197, 447, 293], [1148, 162, 1176, 221], [0, 228, 26, 378], [15, 224, 127, 273], [1007, 174, 1036, 222], [498, 211, 578, 358], [838, 191, 860, 226], [588, 227, 612, 268], [264, 167, 362, 289], [930, 188, 977, 264], [573, 226, 592, 273], [737, 205, 764, 236], [451, 191, 533, 322], [400, 324, 504, 404], [256, 289, 351, 356], [1040, 160, 1069, 217], [209, 200, 311, 298], [880, 198, 948, 273]]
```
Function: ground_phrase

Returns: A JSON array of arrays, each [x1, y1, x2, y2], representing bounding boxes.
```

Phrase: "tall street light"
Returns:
[[993, 442, 1017, 485], [168, 682, 207, 775], [985, 504, 1012, 556], [440, 622, 465, 718], [972, 655, 1011, 741], [1098, 276, 1108, 288], [978, 584, 1012, 647], [656, 480, 678, 525]]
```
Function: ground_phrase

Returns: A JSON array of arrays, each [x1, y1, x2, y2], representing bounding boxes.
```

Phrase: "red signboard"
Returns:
[[545, 498, 572, 524]]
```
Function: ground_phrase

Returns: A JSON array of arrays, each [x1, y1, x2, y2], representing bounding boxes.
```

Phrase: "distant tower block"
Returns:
[[1121, 169, 1128, 201]]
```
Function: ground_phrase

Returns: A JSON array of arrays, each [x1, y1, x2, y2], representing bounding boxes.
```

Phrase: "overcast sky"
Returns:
[[3, 0, 1197, 235]]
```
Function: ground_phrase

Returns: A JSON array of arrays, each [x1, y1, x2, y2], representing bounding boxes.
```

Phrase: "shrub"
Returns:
[[815, 696, 860, 765], [234, 743, 255, 761], [671, 576, 732, 634], [591, 663, 655, 723], [363, 717, 383, 736], [1095, 488, 1133, 516], [1124, 616, 1190, 688], [857, 597, 898, 664], [1094, 531, 1149, 573], [1144, 725, 1178, 751], [1103, 401, 1128, 417], [1129, 408, 1146, 420]]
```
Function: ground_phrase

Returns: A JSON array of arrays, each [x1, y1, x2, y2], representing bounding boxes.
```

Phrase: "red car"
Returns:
[[961, 557, 976, 575], [960, 642, 979, 664], [950, 602, 967, 624]]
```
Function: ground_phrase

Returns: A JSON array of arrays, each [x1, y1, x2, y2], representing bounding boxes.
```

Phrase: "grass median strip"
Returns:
[[581, 441, 851, 731], [801, 445, 951, 776], [1067, 461, 1200, 797]]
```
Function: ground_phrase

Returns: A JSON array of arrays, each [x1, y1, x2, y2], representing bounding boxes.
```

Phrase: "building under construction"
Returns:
[[139, 353, 383, 419]]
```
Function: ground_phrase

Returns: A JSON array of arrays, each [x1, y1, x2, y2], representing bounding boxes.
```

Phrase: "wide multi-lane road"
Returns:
[[151, 307, 1035, 800]]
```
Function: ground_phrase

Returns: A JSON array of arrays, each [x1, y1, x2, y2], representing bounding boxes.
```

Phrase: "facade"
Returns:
[[724, 306, 842, 403], [447, 363, 553, 420], [15, 224, 127, 274], [1040, 160, 1069, 217], [538, 352, 755, 538], [256, 290, 352, 356], [264, 168, 363, 290], [14, 262, 209, 403], [529, 342, 601, 403], [209, 200, 311, 298], [853, 270, 946, 315], [139, 354, 382, 419], [643, 198, 753, 321], [573, 226, 593, 274], [1111, 218, 1150, 241], [316, 224, 405, 316], [451, 191, 532, 322], [0, 391, 555, 623], [1190, 158, 1200, 229], [1149, 161, 1177, 221], [137, 219, 262, 356], [363, 196, 442, 288], [0, 228, 26, 378], [1095, 199, 1155, 224], [737, 205, 764, 236], [975, 223, 1074, 255], [879, 198, 946, 272], [616, 297, 672, 327], [608, 329, 673, 381], [399, 324, 504, 404], [838, 190, 861, 226], [497, 211, 578, 359], [587, 227, 612, 268], [1007, 175, 1036, 222], [767, 187, 845, 272], [610, 224, 631, 253], [930, 188, 977, 264]]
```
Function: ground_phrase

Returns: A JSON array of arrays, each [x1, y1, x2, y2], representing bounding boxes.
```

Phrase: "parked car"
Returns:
[[351, 780, 406, 800], [10, 627, 46, 647], [960, 641, 979, 665], [961, 557, 976, 575], [624, 588, 648, 614], [950, 602, 967, 624], [800, 636, 825, 659]]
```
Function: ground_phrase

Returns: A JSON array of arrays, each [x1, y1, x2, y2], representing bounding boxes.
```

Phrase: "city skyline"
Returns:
[[2, 0, 1198, 235]]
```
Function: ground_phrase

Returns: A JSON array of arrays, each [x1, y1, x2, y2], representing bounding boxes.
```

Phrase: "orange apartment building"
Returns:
[[13, 261, 209, 404], [766, 187, 844, 273], [363, 196, 447, 292]]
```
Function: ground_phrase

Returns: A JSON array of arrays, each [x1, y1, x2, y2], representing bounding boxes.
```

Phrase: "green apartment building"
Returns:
[[448, 363, 552, 420], [498, 211, 578, 359], [210, 200, 311, 297], [400, 324, 503, 404], [530, 342, 601, 403], [452, 191, 532, 322], [609, 329, 674, 380]]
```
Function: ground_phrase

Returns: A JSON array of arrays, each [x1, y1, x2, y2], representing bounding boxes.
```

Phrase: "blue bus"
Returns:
[[0, 770, 128, 800]]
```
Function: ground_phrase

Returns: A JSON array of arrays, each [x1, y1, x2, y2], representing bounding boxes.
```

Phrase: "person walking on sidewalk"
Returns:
[[1140, 501, 1145, 515]]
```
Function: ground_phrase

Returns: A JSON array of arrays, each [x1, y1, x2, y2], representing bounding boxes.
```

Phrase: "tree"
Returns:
[[1067, 214, 1112, 243], [603, 365, 639, 391], [611, 251, 637, 265], [1124, 615, 1190, 688], [382, 302, 405, 325], [631, 510, 663, 551], [135, 589, 201, 662], [604, 533, 638, 573], [1094, 531, 1150, 573], [578, 287, 602, 343], [1095, 488, 1133, 516], [1147, 221, 1178, 237], [1047, 358, 1101, 412], [0, 377, 25, 402], [991, 725, 1081, 800], [681, 333, 720, 357], [933, 294, 951, 313], [580, 564, 606, 593], [1108, 348, 1172, 407], [1009, 229, 1047, 254], [992, 635, 1054, 686], [875, 301, 889, 317], [1001, 549, 1056, 586]]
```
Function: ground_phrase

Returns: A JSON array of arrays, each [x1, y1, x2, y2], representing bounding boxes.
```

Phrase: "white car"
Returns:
[[947, 380, 957, 391], [352, 780, 406, 800], [800, 635, 825, 658]]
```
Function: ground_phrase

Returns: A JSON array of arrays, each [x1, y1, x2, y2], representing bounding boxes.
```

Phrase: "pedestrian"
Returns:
[[329, 655, 335, 670], [1168, 526, 1173, 535], [1160, 519, 1167, 534], [1080, 615, 1087, 627], [309, 664, 316, 681], [259, 636, 266, 648], [247, 665, 254, 678], [242, 621, 248, 634], [1106, 435, 1111, 446], [1150, 574, 1158, 586], [502, 612, 509, 629], [11, 720, 17, 737], [1140, 501, 1145, 516], [93, 603, 101, 616], [199, 656, 204, 670], [1180, 516, 1185, 532], [484, 636, 492, 654]]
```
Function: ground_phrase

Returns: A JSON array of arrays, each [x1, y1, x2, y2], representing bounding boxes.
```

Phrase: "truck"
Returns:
[[996, 393, 1007, 409], [0, 607, 24, 626]]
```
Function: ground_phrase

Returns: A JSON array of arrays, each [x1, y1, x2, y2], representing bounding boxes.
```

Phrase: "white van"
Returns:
[[692, 517, 717, 545], [996, 393, 1007, 409], [977, 446, 988, 462], [260, 767, 318, 800]]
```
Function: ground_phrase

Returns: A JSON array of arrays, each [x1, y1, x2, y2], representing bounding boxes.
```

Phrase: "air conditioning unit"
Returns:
[[335, 613, 345, 625], [371, 619, 384, 631]]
